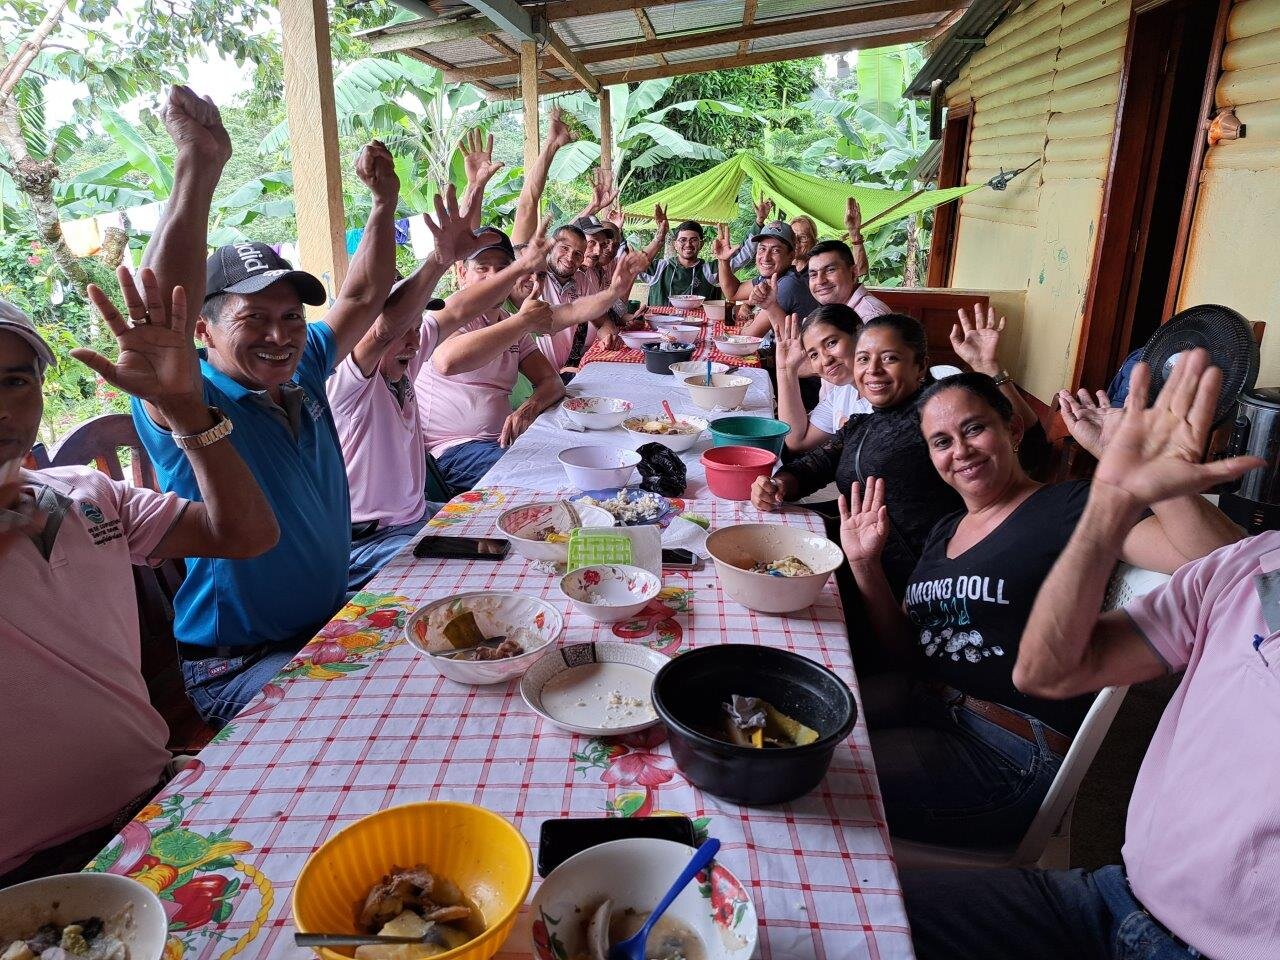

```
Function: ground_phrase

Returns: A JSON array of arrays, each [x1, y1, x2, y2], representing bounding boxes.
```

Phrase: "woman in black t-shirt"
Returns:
[[840, 373, 1242, 847]]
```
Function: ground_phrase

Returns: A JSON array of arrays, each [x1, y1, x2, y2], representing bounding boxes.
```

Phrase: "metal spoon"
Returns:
[[295, 930, 437, 948], [607, 838, 721, 960], [431, 636, 506, 659]]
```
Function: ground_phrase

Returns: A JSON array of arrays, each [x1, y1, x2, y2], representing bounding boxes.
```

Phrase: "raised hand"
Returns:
[[461, 128, 503, 189], [514, 297, 554, 336], [606, 206, 625, 229], [748, 278, 776, 308], [548, 106, 575, 149], [613, 250, 649, 292], [592, 169, 620, 214], [356, 140, 399, 204], [163, 85, 231, 169], [838, 479, 889, 566], [754, 196, 774, 225], [517, 215, 554, 272], [950, 302, 1006, 376], [845, 197, 864, 239], [1057, 387, 1122, 459], [72, 267, 202, 411], [643, 205, 669, 263], [772, 313, 804, 376], [712, 224, 738, 262], [1092, 349, 1263, 506], [425, 184, 486, 266]]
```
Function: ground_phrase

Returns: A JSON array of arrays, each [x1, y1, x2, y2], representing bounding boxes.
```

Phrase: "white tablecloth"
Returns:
[[482, 362, 776, 498]]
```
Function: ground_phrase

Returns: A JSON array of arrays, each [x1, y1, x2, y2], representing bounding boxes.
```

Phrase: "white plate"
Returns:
[[521, 642, 668, 736]]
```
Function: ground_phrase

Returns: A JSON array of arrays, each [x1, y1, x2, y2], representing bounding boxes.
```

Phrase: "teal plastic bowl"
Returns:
[[709, 416, 789, 456]]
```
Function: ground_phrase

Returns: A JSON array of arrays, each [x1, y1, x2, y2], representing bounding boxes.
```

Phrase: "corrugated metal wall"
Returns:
[[1179, 0, 1280, 383], [944, 0, 1131, 399]]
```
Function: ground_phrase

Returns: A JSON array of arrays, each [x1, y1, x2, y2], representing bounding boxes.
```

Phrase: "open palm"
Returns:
[[72, 267, 202, 407], [1057, 387, 1121, 458], [950, 303, 1005, 376], [838, 479, 889, 565], [771, 313, 804, 376]]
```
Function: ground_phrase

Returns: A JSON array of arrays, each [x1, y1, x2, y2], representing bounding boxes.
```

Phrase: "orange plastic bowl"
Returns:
[[292, 801, 533, 960], [701, 445, 778, 501]]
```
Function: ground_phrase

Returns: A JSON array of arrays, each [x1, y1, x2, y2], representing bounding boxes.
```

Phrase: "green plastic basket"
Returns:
[[567, 529, 634, 572]]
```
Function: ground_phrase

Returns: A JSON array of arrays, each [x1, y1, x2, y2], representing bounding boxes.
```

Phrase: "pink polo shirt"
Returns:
[[1, 466, 183, 872], [536, 270, 597, 369], [848, 285, 892, 320], [328, 327, 437, 528], [1122, 531, 1280, 959], [415, 309, 538, 457]]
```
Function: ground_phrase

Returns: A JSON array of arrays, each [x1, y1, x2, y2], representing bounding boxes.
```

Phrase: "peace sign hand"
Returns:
[[838, 478, 889, 567], [72, 267, 203, 410], [950, 302, 1006, 376], [712, 224, 738, 262]]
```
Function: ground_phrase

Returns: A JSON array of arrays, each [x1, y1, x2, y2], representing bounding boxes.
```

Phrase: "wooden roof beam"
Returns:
[[363, 16, 496, 55], [635, 9, 668, 66], [537, 16, 603, 95], [467, 0, 536, 41], [540, 0, 684, 19], [487, 26, 936, 98], [402, 47, 505, 95], [453, 0, 956, 80], [739, 0, 757, 57]]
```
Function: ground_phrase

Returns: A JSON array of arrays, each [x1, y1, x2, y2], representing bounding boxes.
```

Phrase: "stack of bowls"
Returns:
[[709, 415, 789, 456], [700, 447, 777, 501]]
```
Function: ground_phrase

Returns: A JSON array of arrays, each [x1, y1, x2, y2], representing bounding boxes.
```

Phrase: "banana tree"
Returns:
[[539, 78, 742, 196]]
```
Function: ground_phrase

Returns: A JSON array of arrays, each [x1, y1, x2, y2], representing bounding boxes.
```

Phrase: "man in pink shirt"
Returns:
[[901, 350, 1270, 960], [0, 260, 277, 883]]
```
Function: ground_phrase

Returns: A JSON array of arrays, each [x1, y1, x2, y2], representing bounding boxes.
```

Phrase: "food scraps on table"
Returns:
[[3, 917, 127, 960], [355, 864, 483, 959], [576, 488, 665, 525], [716, 694, 819, 749], [750, 555, 814, 578]]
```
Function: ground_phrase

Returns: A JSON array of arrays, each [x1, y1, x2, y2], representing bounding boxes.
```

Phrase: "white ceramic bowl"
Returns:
[[0, 873, 168, 960], [706, 522, 844, 614], [559, 446, 641, 490], [669, 294, 707, 310], [621, 414, 709, 453], [560, 563, 662, 623], [496, 501, 616, 564], [702, 300, 728, 321], [530, 838, 757, 960], [563, 396, 633, 430], [669, 360, 730, 380], [619, 331, 664, 350], [713, 335, 763, 357], [682, 373, 752, 411], [405, 591, 563, 684]]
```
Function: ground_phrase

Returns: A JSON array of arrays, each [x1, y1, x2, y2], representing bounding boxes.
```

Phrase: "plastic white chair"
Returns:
[[930, 364, 963, 379], [891, 562, 1169, 870]]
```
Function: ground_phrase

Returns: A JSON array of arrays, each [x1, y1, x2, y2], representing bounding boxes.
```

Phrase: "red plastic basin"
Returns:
[[700, 445, 778, 501]]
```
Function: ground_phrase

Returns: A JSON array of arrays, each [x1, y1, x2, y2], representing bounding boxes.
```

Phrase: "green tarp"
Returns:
[[621, 153, 984, 235]]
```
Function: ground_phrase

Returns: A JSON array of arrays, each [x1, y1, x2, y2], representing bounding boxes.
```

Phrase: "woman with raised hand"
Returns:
[[772, 305, 872, 455], [752, 312, 961, 596], [839, 368, 1241, 847]]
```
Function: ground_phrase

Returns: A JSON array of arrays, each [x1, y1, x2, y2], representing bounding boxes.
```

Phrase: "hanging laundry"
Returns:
[[60, 218, 102, 257], [408, 213, 436, 260], [345, 227, 364, 256], [394, 218, 410, 245]]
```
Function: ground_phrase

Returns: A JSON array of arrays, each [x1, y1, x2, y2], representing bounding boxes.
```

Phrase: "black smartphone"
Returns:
[[538, 816, 697, 877], [412, 536, 510, 561], [661, 548, 702, 570]]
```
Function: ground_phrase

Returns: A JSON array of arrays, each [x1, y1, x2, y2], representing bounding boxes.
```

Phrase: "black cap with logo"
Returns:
[[205, 242, 327, 305], [752, 221, 796, 250]]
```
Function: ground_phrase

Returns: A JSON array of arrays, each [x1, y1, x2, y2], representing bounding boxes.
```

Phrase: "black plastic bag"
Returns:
[[636, 442, 686, 496]]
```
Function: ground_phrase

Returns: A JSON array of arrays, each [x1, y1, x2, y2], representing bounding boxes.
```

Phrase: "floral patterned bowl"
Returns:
[[405, 591, 563, 685], [559, 564, 662, 623], [530, 837, 757, 960], [563, 396, 634, 430]]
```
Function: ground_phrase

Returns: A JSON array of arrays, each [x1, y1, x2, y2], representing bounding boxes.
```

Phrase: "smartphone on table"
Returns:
[[412, 536, 510, 561], [538, 816, 697, 877], [661, 548, 702, 570]]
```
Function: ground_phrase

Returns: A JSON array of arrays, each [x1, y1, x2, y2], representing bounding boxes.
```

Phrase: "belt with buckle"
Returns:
[[925, 682, 1073, 757]]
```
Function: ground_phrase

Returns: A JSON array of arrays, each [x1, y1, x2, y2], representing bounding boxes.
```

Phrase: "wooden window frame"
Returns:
[[926, 100, 974, 289]]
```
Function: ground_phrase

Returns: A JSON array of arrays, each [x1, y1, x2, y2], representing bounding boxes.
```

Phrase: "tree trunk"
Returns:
[[0, 102, 89, 290], [903, 211, 920, 288]]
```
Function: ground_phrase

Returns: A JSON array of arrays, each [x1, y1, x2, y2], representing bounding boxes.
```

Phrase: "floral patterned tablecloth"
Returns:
[[88, 491, 914, 960]]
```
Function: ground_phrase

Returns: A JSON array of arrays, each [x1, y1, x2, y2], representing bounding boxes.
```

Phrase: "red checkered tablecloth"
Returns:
[[580, 306, 762, 368], [85, 493, 913, 960]]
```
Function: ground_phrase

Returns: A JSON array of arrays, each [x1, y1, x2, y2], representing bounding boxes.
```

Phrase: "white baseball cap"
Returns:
[[0, 300, 54, 374]]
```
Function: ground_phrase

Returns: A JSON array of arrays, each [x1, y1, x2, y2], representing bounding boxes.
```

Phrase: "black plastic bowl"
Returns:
[[643, 340, 695, 374], [652, 644, 857, 806]]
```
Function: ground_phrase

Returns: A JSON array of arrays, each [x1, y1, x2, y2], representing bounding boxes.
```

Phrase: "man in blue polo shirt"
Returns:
[[129, 86, 401, 727]]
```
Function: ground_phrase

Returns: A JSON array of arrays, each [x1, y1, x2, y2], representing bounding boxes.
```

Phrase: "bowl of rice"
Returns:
[[706, 523, 843, 614]]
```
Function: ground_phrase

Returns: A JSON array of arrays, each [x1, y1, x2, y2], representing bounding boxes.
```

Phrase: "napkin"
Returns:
[[661, 515, 711, 559]]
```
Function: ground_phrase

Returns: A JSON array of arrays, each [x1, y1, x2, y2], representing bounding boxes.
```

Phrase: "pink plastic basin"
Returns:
[[700, 445, 778, 501]]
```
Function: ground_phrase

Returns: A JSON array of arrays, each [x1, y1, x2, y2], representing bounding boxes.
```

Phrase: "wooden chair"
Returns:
[[48, 414, 213, 753]]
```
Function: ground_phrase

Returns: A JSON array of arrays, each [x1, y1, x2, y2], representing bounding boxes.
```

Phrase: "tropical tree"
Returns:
[[0, 0, 275, 288]]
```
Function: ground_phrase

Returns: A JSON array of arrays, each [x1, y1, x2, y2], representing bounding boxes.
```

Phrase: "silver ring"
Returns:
[[134, 312, 151, 325]]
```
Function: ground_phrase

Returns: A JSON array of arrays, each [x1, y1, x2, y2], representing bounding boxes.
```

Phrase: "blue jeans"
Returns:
[[863, 674, 1063, 847], [348, 505, 439, 591], [902, 864, 1204, 960], [180, 641, 305, 729], [434, 439, 505, 492]]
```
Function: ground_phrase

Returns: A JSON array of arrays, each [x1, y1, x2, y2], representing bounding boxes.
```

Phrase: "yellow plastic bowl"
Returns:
[[292, 802, 533, 960]]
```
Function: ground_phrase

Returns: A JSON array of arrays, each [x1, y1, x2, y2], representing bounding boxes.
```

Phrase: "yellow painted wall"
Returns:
[[947, 0, 1130, 400], [1177, 0, 1280, 384]]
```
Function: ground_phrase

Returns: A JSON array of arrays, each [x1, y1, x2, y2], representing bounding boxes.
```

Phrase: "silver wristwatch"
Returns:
[[172, 407, 234, 450]]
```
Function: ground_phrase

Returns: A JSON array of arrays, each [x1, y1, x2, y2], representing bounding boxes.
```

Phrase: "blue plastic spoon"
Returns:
[[607, 838, 721, 960]]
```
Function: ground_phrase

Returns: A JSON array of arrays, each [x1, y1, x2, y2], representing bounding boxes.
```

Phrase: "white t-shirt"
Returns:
[[810, 382, 872, 435]]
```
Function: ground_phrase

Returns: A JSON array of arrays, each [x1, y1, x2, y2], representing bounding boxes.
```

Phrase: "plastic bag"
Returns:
[[636, 442, 687, 496]]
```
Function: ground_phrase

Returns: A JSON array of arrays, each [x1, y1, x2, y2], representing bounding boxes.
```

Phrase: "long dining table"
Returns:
[[85, 359, 916, 960]]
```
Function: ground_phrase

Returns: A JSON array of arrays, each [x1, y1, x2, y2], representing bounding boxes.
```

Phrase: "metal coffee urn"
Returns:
[[1220, 388, 1280, 533]]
